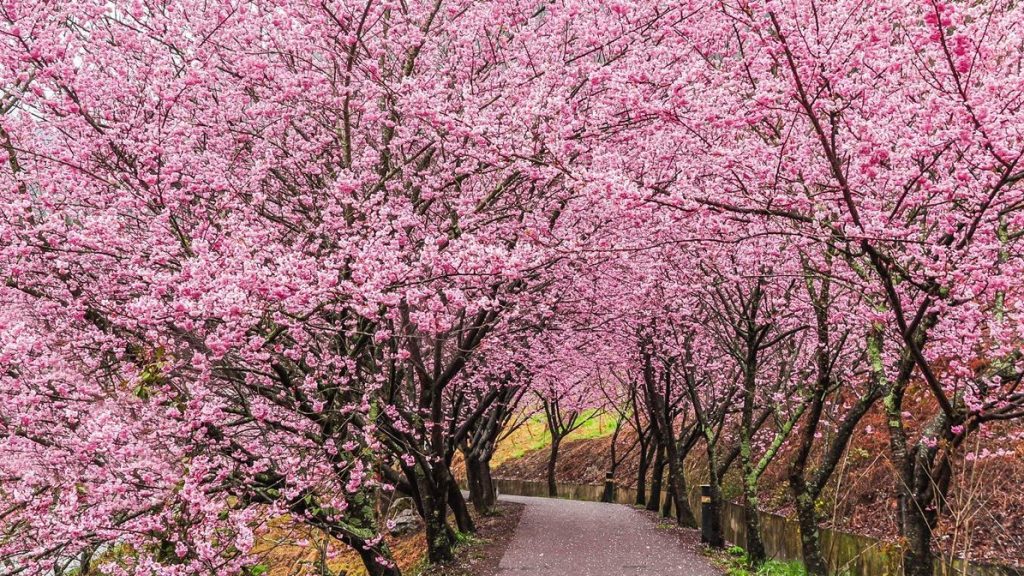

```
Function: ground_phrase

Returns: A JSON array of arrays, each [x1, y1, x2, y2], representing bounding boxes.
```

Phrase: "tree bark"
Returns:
[[318, 495, 400, 576], [704, 448, 725, 549], [738, 300, 767, 567], [355, 545, 403, 576], [902, 416, 950, 576], [867, 316, 950, 576], [547, 436, 561, 498], [478, 457, 497, 511], [661, 484, 674, 518], [465, 458, 479, 497], [667, 442, 697, 528], [740, 371, 767, 566], [646, 445, 665, 512], [684, 354, 725, 549], [740, 472, 767, 565], [640, 344, 698, 528], [602, 418, 625, 503], [902, 500, 937, 576], [635, 440, 653, 506], [792, 480, 828, 576], [739, 421, 767, 561], [466, 453, 486, 513], [602, 472, 615, 503], [417, 471, 457, 564], [448, 479, 475, 534], [788, 386, 882, 576], [465, 454, 498, 514]]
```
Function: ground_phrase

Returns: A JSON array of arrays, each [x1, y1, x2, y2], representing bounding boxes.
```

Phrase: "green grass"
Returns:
[[492, 410, 619, 465], [757, 560, 807, 576], [454, 531, 484, 546], [571, 412, 620, 441], [715, 546, 807, 576]]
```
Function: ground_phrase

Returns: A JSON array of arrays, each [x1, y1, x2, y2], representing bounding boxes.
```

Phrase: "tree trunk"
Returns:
[[667, 448, 697, 528], [317, 489, 399, 576], [901, 433, 948, 576], [466, 454, 497, 514], [479, 457, 497, 511], [704, 460, 725, 549], [687, 363, 724, 549], [602, 418, 624, 503], [738, 325, 766, 566], [356, 544, 403, 576], [328, 502, 400, 576], [635, 440, 653, 506], [448, 480, 475, 534], [466, 453, 485, 512], [547, 437, 561, 498], [885, 382, 949, 576], [902, 496, 936, 576], [601, 472, 615, 503], [418, 472, 457, 564], [792, 482, 828, 576], [646, 445, 665, 512], [787, 389, 879, 576], [741, 474, 767, 565], [661, 485, 673, 518]]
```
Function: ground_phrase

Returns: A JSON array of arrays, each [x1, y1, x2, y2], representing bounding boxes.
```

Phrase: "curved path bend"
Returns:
[[496, 495, 721, 576]]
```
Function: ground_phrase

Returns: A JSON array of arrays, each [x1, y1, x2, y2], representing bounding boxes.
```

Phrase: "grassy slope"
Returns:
[[491, 410, 620, 467]]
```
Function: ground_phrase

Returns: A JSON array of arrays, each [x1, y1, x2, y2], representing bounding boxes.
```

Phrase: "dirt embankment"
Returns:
[[257, 500, 525, 576]]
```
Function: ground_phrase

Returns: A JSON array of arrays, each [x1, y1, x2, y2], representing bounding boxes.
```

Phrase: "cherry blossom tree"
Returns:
[[4, 0, 1024, 575], [0, 0, 667, 572], [630, 0, 1024, 572]]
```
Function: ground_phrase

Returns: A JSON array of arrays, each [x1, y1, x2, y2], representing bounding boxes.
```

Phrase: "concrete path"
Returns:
[[496, 495, 721, 576]]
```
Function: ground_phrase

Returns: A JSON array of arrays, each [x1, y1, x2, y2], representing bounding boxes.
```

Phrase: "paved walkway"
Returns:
[[496, 495, 721, 576]]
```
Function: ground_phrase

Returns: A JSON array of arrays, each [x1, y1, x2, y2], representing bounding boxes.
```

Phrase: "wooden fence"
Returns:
[[486, 478, 1021, 576]]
